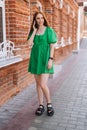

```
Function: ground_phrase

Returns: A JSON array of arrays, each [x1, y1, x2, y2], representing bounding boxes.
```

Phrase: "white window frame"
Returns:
[[0, 0, 6, 42]]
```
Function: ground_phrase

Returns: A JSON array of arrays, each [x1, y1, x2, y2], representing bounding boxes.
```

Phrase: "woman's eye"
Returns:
[[36, 17, 44, 20], [37, 18, 40, 19]]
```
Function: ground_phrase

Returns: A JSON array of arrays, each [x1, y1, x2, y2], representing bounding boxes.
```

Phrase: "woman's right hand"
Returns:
[[27, 41, 33, 48], [47, 59, 53, 69]]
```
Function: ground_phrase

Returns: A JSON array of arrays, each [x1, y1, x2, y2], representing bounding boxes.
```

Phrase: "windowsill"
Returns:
[[0, 55, 23, 68]]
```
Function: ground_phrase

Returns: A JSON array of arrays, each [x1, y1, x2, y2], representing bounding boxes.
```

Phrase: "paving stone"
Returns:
[[56, 127, 65, 130], [28, 127, 37, 130], [34, 119, 42, 124]]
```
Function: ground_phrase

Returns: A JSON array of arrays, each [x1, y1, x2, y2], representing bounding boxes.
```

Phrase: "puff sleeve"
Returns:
[[47, 27, 58, 44]]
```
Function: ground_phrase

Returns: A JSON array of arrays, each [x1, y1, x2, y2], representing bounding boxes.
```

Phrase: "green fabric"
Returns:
[[28, 27, 58, 74]]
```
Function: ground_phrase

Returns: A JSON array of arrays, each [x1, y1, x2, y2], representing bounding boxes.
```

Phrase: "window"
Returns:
[[0, 0, 6, 43]]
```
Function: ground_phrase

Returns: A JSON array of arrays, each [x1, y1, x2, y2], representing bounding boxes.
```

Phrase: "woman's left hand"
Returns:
[[47, 59, 53, 69]]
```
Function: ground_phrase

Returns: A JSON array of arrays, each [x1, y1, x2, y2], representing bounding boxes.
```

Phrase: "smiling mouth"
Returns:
[[39, 22, 43, 24]]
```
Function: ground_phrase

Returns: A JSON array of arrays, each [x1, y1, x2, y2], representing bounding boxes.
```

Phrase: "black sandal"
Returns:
[[35, 104, 45, 116], [47, 103, 54, 116]]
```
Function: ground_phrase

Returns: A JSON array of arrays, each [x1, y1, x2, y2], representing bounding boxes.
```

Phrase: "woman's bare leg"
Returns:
[[38, 74, 51, 103], [40, 74, 51, 103], [39, 74, 54, 116], [34, 75, 44, 105], [34, 74, 54, 116], [34, 74, 51, 104]]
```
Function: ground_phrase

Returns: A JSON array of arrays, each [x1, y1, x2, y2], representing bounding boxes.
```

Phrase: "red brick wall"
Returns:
[[0, 59, 34, 106], [5, 0, 30, 44], [5, 0, 78, 45]]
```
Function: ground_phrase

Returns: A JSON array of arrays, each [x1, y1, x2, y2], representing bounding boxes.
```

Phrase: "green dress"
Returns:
[[28, 27, 57, 74]]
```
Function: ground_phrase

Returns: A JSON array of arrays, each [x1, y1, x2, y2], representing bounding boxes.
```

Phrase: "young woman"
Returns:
[[27, 11, 57, 116]]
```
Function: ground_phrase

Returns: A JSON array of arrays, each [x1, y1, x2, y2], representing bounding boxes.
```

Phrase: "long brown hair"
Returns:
[[29, 11, 50, 35]]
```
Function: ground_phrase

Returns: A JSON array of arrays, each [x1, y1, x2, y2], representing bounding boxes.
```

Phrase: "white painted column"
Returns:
[[2, 0, 6, 42], [0, 0, 6, 42]]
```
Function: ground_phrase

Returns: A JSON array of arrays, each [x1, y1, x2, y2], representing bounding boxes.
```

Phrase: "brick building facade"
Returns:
[[76, 0, 87, 37], [0, 0, 78, 106]]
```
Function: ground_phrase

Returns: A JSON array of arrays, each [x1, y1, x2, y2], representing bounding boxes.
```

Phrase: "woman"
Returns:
[[27, 11, 57, 116]]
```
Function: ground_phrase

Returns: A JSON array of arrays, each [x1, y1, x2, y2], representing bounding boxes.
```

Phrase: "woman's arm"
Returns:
[[50, 44, 55, 58], [27, 21, 37, 46], [47, 44, 55, 69], [27, 29, 37, 46]]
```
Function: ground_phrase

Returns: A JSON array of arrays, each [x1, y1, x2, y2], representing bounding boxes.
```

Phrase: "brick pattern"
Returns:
[[5, 0, 30, 44], [0, 59, 34, 106]]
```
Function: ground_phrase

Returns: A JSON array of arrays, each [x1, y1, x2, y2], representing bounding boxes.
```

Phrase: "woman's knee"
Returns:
[[35, 79, 42, 88], [36, 81, 46, 89], [40, 82, 47, 89], [34, 75, 48, 88]]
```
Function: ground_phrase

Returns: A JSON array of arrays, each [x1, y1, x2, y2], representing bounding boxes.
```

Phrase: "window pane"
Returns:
[[0, 7, 3, 43]]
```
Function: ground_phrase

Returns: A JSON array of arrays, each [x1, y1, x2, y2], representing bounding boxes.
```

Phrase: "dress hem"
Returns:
[[28, 71, 54, 75]]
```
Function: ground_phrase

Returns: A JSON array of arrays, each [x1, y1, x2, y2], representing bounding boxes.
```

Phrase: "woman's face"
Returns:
[[35, 13, 44, 26]]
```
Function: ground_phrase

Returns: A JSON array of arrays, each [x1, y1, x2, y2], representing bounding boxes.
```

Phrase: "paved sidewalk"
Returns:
[[0, 38, 87, 130]]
